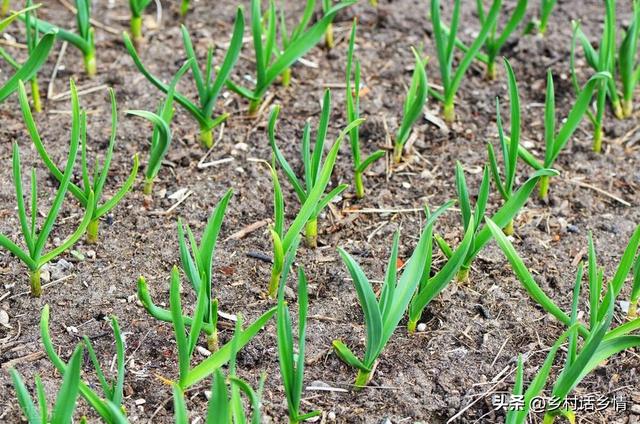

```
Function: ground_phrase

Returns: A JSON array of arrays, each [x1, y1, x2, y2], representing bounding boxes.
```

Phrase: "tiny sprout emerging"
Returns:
[[129, 0, 152, 44], [333, 205, 450, 388], [523, 0, 557, 36], [19, 80, 138, 245], [127, 59, 192, 196], [24, 0, 96, 76], [269, 91, 361, 248], [124, 8, 244, 148], [393, 48, 428, 163], [430, 0, 502, 123], [226, 0, 355, 114], [345, 19, 385, 198], [518, 71, 609, 197]]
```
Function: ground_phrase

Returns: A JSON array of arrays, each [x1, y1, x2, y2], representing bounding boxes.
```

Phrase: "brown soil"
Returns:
[[1, 1, 639, 423]]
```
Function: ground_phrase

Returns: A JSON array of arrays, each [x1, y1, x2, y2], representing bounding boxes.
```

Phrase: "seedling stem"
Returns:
[[30, 268, 41, 297], [87, 219, 99, 244], [305, 218, 318, 248]]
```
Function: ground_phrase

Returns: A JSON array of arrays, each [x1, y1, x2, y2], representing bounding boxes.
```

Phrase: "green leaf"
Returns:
[[0, 32, 55, 103], [51, 344, 83, 424], [331, 340, 370, 371], [183, 307, 276, 388]]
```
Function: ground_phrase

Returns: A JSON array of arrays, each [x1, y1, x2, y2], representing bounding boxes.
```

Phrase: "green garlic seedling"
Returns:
[[138, 190, 231, 353], [569, 1, 620, 152], [129, 0, 152, 44], [156, 266, 276, 389], [437, 162, 556, 283], [226, 0, 355, 114], [172, 319, 265, 424], [127, 60, 192, 195], [1, 0, 8, 16], [446, 0, 527, 80], [19, 80, 138, 244], [0, 140, 93, 297], [407, 206, 474, 333], [266, 107, 355, 297], [322, 0, 334, 48], [124, 9, 244, 148], [524, 0, 557, 36], [571, 1, 640, 126], [11, 343, 84, 424], [429, 0, 501, 123], [0, 18, 54, 105], [393, 47, 428, 163], [277, 267, 320, 423], [177, 189, 233, 352], [277, 0, 317, 86], [487, 59, 521, 236], [269, 91, 361, 249], [0, 1, 44, 111], [332, 204, 450, 388], [487, 219, 640, 339], [345, 19, 385, 198], [517, 71, 608, 198], [39, 305, 130, 423], [493, 224, 640, 422], [25, 0, 96, 76]]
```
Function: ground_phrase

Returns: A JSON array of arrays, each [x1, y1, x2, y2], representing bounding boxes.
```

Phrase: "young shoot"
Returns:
[[1, 0, 8, 16], [571, 0, 640, 135], [524, 0, 557, 36], [429, 0, 502, 123], [345, 19, 385, 198], [393, 48, 428, 163], [630, 255, 640, 318], [322, 0, 334, 48], [129, 0, 152, 44], [127, 60, 192, 196], [19, 80, 139, 245], [39, 305, 130, 423], [225, 0, 355, 114], [437, 162, 556, 283], [569, 1, 620, 152], [277, 268, 320, 423], [172, 319, 265, 424], [407, 206, 474, 333], [266, 105, 358, 296], [0, 139, 93, 297], [517, 71, 609, 198], [141, 266, 276, 389], [487, 59, 521, 236], [136, 190, 230, 352], [11, 343, 84, 424], [25, 0, 96, 76], [487, 219, 640, 340], [452, 0, 527, 80], [332, 205, 450, 388], [269, 91, 361, 248], [123, 8, 244, 148]]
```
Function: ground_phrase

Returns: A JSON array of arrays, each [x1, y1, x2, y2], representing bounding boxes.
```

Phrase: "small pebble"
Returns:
[[416, 323, 427, 332], [197, 346, 211, 357], [134, 399, 146, 406]]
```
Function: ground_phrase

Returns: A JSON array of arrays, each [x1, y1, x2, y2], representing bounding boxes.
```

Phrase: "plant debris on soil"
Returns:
[[1, 0, 640, 423]]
